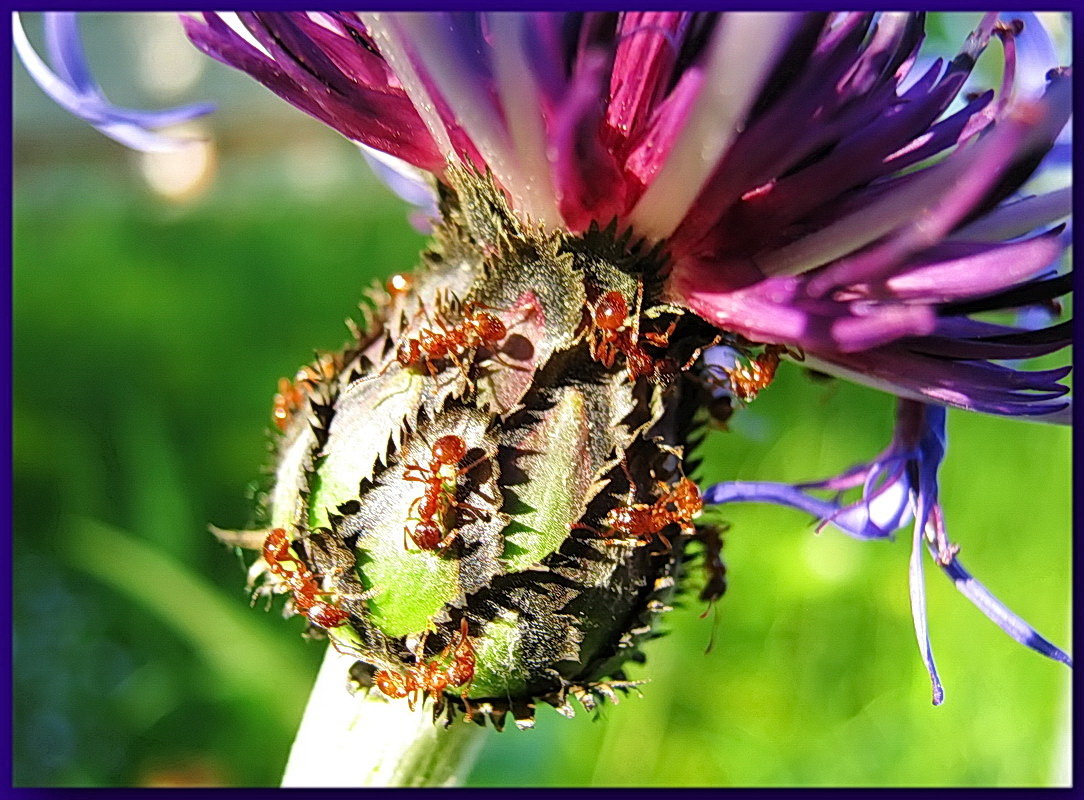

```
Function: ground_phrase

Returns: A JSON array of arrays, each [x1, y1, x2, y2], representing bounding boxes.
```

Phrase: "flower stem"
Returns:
[[281, 645, 486, 787]]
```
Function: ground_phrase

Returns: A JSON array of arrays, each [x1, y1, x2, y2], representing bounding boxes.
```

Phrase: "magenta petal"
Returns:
[[182, 13, 443, 170], [606, 12, 691, 150], [676, 269, 938, 354], [858, 230, 1066, 303], [549, 50, 628, 231]]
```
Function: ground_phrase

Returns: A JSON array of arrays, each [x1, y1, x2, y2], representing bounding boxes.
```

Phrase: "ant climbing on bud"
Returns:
[[271, 353, 339, 432], [576, 466, 703, 550], [402, 435, 490, 552], [584, 288, 677, 381], [601, 477, 703, 549], [261, 528, 350, 629], [373, 619, 476, 708], [395, 299, 510, 377]]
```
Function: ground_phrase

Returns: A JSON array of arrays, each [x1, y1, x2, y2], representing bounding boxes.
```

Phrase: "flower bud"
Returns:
[[248, 168, 721, 728]]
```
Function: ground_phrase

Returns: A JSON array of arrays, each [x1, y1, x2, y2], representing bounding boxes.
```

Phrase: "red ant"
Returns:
[[272, 353, 339, 432], [707, 344, 803, 403], [373, 619, 475, 708], [578, 476, 703, 550], [261, 528, 350, 629], [402, 435, 490, 552], [396, 300, 508, 376], [585, 290, 676, 381]]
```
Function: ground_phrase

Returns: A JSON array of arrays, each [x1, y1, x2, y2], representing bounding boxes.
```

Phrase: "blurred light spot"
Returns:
[[282, 141, 351, 200], [131, 13, 205, 100], [138, 126, 216, 203], [801, 533, 860, 584], [140, 756, 227, 787], [26, 711, 75, 771], [729, 409, 771, 442]]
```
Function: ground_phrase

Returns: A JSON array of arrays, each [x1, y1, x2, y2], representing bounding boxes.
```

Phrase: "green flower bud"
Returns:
[[221, 167, 727, 730]]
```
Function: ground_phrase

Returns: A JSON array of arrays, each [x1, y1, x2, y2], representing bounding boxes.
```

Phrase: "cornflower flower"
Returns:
[[17, 9, 1070, 747]]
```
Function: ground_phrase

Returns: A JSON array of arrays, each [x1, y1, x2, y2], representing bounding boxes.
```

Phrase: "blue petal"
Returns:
[[14, 12, 215, 152], [703, 480, 896, 540], [1001, 12, 1061, 98], [934, 548, 1073, 667], [43, 13, 95, 93], [909, 522, 945, 705], [359, 145, 439, 215]]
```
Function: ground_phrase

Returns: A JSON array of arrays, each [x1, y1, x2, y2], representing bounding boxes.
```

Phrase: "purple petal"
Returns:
[[677, 270, 939, 354], [802, 348, 1071, 420], [629, 12, 806, 240], [548, 49, 627, 231], [859, 230, 1066, 304], [184, 12, 443, 170], [919, 320, 1072, 361], [949, 187, 1071, 242], [938, 271, 1071, 316], [606, 12, 691, 145]]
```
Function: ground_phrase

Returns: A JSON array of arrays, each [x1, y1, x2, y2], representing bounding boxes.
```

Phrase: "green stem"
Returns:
[[281, 645, 486, 787]]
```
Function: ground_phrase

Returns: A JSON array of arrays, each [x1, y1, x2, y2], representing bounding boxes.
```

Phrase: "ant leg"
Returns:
[[488, 352, 533, 372], [456, 452, 490, 478], [679, 333, 724, 372], [629, 276, 645, 349], [455, 501, 492, 523], [435, 529, 460, 552], [403, 458, 433, 478], [570, 521, 606, 538]]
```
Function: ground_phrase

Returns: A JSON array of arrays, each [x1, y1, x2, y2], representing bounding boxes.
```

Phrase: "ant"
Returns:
[[261, 528, 350, 629], [373, 619, 475, 708], [694, 523, 728, 653], [272, 353, 339, 432], [579, 475, 703, 550], [584, 290, 676, 381], [396, 300, 509, 377], [706, 344, 803, 403], [402, 435, 490, 552], [696, 524, 728, 612]]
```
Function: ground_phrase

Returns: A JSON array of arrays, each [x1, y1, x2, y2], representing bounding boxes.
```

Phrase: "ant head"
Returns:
[[432, 434, 467, 464], [374, 669, 409, 698], [262, 528, 290, 559], [594, 291, 629, 330]]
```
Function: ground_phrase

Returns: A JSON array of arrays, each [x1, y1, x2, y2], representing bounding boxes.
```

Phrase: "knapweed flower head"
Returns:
[[19, 11, 1071, 720]]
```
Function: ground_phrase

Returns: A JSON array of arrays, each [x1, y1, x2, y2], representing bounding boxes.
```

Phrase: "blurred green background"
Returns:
[[12, 12, 1072, 788]]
